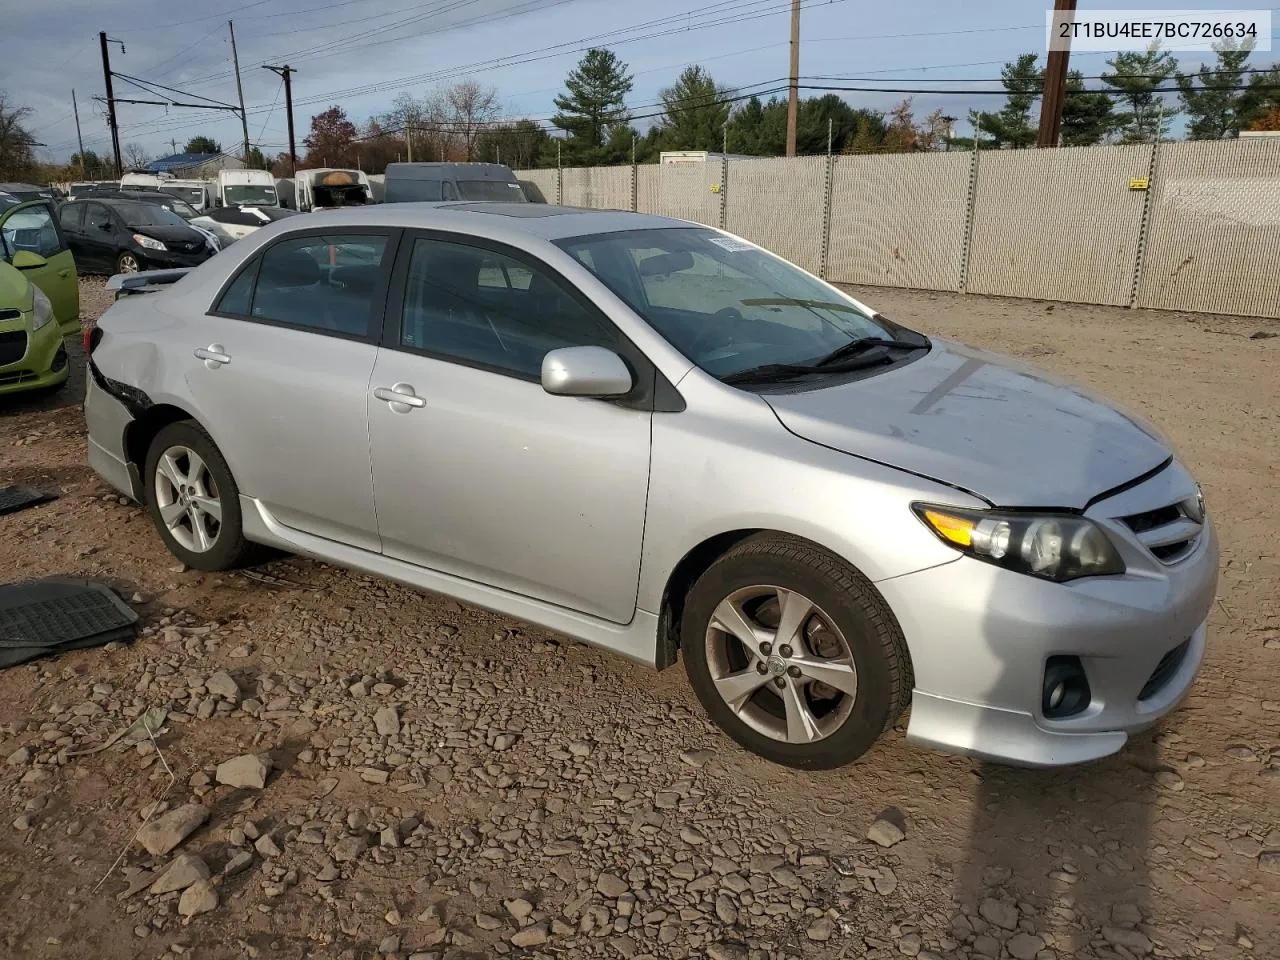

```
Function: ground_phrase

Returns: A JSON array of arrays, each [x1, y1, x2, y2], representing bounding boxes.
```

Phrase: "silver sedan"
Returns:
[[84, 202, 1218, 769]]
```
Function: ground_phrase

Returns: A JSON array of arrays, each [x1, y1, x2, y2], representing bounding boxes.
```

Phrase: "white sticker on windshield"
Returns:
[[707, 236, 755, 253]]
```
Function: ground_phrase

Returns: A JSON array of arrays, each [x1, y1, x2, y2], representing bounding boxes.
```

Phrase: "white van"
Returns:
[[156, 179, 215, 212], [121, 171, 170, 192], [294, 168, 372, 211], [216, 169, 278, 207]]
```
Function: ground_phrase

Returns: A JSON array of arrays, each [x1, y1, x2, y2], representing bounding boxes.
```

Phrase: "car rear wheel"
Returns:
[[116, 252, 140, 274], [143, 421, 254, 571], [681, 534, 912, 769]]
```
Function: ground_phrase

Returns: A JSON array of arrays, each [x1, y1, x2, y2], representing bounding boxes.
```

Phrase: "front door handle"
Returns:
[[374, 383, 426, 411], [58, 268, 73, 278], [194, 343, 231, 369]]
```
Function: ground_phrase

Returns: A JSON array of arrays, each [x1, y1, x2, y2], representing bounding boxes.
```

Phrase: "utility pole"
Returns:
[[405, 123, 414, 162], [785, 0, 801, 157], [229, 21, 251, 162], [263, 65, 296, 173], [1038, 0, 1078, 148], [171, 138, 178, 154], [99, 32, 122, 176], [72, 90, 86, 178]]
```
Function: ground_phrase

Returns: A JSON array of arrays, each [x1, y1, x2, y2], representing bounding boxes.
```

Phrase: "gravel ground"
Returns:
[[0, 278, 1276, 960]]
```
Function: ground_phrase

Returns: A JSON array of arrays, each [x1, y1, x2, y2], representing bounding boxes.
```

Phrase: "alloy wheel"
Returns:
[[118, 254, 140, 274], [153, 444, 222, 553], [704, 585, 858, 744]]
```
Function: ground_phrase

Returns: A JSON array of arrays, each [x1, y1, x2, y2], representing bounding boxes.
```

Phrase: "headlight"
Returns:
[[133, 233, 167, 251], [30, 286, 54, 331], [913, 503, 1125, 582]]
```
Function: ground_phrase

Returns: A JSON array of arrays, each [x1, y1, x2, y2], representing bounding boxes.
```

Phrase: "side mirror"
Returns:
[[98, 221, 112, 232], [10, 250, 48, 270], [541, 346, 633, 398]]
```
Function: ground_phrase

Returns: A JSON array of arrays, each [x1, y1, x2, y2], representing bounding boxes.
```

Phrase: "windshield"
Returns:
[[224, 184, 277, 206], [113, 203, 189, 228], [153, 197, 198, 219], [457, 179, 527, 202], [256, 206, 300, 222], [555, 227, 910, 379], [160, 186, 206, 206]]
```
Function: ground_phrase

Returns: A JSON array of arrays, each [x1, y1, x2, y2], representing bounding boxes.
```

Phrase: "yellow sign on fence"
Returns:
[[1129, 177, 1151, 191]]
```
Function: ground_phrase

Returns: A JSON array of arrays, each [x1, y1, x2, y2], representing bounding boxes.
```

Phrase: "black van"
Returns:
[[383, 163, 528, 203]]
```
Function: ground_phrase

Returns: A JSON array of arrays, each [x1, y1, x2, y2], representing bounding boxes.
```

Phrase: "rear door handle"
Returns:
[[374, 383, 426, 411], [194, 343, 231, 368], [58, 268, 73, 278]]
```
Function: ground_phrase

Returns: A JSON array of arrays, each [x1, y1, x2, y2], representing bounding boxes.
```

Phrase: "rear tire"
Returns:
[[681, 533, 912, 769], [143, 421, 255, 571]]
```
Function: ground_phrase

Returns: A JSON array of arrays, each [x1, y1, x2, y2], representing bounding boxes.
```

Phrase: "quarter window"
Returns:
[[59, 204, 83, 231], [400, 238, 617, 378], [248, 234, 389, 336], [215, 261, 257, 315]]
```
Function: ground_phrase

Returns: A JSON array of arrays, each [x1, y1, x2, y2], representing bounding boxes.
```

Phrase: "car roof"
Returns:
[[279, 203, 701, 242]]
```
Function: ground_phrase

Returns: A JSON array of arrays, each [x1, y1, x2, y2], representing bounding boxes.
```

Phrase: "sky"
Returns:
[[8, 0, 1276, 164]]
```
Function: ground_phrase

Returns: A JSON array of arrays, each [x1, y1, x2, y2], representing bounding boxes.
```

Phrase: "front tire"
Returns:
[[116, 251, 141, 274], [143, 421, 254, 571], [681, 534, 912, 769]]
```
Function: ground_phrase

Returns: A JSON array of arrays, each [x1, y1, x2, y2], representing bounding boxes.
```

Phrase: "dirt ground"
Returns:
[[0, 278, 1276, 960]]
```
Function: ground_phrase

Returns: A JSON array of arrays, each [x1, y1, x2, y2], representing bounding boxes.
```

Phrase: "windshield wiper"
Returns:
[[811, 336, 927, 368], [739, 298, 864, 313], [720, 350, 898, 385]]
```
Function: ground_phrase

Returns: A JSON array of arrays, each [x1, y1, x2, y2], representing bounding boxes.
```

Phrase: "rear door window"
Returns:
[[248, 233, 391, 338]]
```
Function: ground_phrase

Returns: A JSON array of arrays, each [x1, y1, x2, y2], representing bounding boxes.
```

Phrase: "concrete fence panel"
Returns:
[[560, 166, 632, 211], [725, 156, 827, 274], [966, 144, 1151, 306], [826, 152, 971, 292], [1136, 138, 1280, 319]]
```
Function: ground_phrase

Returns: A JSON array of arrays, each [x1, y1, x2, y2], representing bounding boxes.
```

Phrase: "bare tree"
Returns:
[[440, 81, 500, 160], [0, 91, 36, 179], [123, 142, 152, 170]]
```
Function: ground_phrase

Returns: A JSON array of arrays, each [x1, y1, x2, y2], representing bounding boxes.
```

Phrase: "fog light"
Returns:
[[1042, 655, 1091, 719]]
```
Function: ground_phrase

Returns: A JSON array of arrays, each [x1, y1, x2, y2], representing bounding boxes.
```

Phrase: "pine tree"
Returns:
[[658, 66, 733, 151], [1061, 71, 1115, 145], [552, 48, 634, 165], [1103, 45, 1178, 142], [974, 54, 1043, 148], [1177, 40, 1255, 139]]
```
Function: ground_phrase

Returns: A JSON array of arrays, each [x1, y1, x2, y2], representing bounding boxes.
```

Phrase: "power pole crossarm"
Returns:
[[229, 21, 251, 162], [785, 0, 801, 158]]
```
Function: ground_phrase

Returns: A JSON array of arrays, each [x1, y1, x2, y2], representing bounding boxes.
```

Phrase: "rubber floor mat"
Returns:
[[0, 485, 56, 516], [0, 579, 138, 668]]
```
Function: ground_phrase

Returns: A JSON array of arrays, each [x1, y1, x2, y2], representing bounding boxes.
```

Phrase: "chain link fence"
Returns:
[[519, 137, 1280, 320]]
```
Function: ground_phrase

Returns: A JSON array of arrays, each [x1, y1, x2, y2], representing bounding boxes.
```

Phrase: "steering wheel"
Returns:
[[688, 306, 744, 355]]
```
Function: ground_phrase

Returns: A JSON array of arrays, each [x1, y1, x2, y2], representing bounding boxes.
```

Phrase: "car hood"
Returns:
[[0, 263, 32, 311], [763, 338, 1170, 509], [128, 223, 203, 244]]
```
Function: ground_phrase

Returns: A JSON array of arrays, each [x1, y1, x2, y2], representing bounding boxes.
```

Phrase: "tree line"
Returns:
[[3, 38, 1279, 183]]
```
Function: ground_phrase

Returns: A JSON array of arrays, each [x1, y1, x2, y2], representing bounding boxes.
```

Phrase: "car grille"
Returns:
[[0, 330, 28, 367], [1121, 499, 1203, 564], [1139, 638, 1191, 700], [0, 369, 36, 386], [169, 239, 203, 253], [0, 308, 21, 322]]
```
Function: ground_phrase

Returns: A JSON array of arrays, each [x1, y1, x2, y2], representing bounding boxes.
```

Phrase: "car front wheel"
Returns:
[[681, 534, 912, 769], [143, 421, 254, 571], [116, 251, 141, 274]]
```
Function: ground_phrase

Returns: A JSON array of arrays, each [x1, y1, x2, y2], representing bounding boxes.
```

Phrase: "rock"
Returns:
[[1111, 903, 1143, 926], [138, 804, 208, 856], [1259, 852, 1280, 875], [714, 894, 737, 924], [748, 854, 784, 873], [316, 862, 340, 882], [216, 754, 270, 790], [150, 854, 210, 894], [332, 836, 367, 862], [223, 851, 253, 877], [707, 943, 749, 960], [177, 880, 218, 917], [476, 914, 503, 931], [568, 740, 593, 758], [359, 767, 390, 785], [543, 840, 579, 856], [1007, 933, 1045, 960], [493, 733, 518, 751], [505, 898, 534, 921], [205, 671, 240, 702], [428, 765, 451, 783], [511, 923, 549, 947], [898, 932, 921, 956], [806, 918, 833, 942], [1103, 926, 1152, 954], [1226, 745, 1258, 761], [873, 866, 897, 896], [5, 746, 31, 766], [373, 705, 400, 737], [1154, 769, 1185, 791], [867, 816, 906, 848], [378, 935, 401, 954], [978, 898, 1019, 931], [254, 834, 282, 858], [12, 815, 30, 831], [1184, 836, 1220, 859], [679, 748, 715, 768], [680, 825, 708, 845], [597, 873, 630, 898]]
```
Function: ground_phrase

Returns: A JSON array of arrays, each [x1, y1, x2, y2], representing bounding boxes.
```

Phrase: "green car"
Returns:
[[0, 198, 80, 395]]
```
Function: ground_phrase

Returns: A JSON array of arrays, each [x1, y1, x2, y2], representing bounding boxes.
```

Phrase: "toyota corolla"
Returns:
[[83, 203, 1217, 769]]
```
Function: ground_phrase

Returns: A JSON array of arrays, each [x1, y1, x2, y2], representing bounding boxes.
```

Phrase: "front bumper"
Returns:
[[140, 249, 211, 270], [878, 466, 1219, 767], [0, 319, 69, 395]]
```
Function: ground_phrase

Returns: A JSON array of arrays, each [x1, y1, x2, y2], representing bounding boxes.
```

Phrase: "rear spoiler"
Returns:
[[106, 268, 193, 298]]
